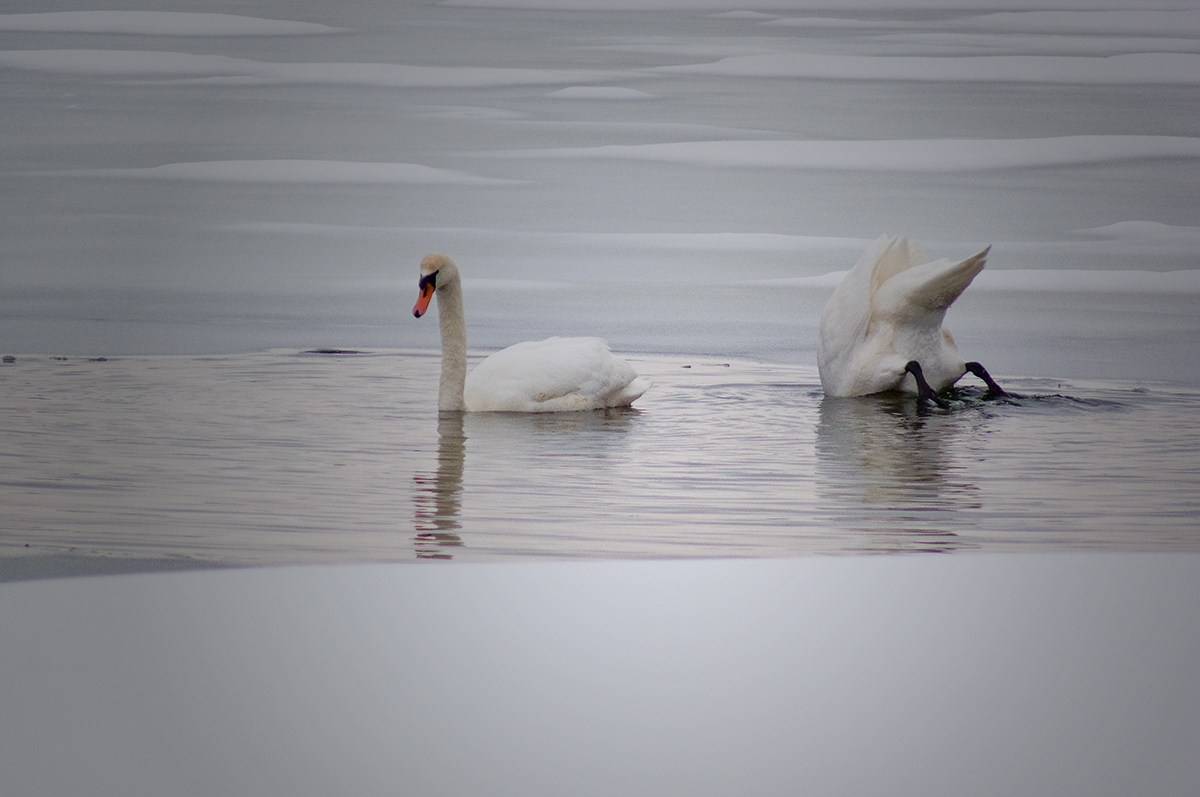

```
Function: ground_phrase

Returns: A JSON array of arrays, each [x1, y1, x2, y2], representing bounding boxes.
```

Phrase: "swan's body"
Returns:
[[412, 253, 649, 412], [818, 235, 1003, 401]]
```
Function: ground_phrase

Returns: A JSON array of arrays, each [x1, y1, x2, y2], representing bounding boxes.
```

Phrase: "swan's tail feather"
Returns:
[[929, 245, 990, 309], [608, 376, 651, 407], [881, 245, 990, 313]]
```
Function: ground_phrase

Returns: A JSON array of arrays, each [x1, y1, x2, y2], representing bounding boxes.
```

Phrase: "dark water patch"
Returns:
[[872, 384, 1134, 419], [995, 392, 1128, 412]]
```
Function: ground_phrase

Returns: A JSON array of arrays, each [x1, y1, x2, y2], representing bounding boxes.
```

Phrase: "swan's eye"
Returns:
[[418, 270, 438, 291]]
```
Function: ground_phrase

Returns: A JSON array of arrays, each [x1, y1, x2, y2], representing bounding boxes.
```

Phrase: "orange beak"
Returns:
[[413, 282, 435, 318]]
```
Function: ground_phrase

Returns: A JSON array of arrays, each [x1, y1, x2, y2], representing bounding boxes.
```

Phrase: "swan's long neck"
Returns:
[[435, 280, 468, 412]]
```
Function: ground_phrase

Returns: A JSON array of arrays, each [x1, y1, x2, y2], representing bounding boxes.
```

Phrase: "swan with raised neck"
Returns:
[[412, 253, 649, 413]]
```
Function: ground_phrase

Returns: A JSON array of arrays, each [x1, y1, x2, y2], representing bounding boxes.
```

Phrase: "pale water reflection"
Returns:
[[1, 349, 1197, 572], [816, 394, 985, 553], [816, 386, 1192, 553], [413, 413, 465, 558]]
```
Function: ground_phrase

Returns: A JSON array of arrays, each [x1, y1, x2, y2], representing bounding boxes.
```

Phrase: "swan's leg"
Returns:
[[904, 360, 949, 409], [964, 361, 1007, 399]]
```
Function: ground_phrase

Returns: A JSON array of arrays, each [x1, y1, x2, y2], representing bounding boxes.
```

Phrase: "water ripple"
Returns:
[[1, 351, 1197, 569]]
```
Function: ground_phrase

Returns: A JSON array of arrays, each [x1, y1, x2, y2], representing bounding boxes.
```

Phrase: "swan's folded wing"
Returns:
[[465, 337, 648, 412]]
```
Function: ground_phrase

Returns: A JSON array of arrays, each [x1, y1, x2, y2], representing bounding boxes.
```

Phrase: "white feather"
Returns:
[[414, 254, 650, 413], [817, 235, 989, 397]]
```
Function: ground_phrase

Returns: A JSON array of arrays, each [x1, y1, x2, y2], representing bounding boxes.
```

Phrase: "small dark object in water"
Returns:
[[305, 349, 363, 355], [87, 357, 108, 362], [2, 355, 15, 364]]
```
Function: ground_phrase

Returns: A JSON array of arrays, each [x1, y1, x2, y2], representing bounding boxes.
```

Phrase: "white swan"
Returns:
[[412, 253, 650, 412], [817, 234, 1006, 404]]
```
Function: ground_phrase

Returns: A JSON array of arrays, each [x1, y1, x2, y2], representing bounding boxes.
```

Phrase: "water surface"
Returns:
[[2, 1, 1199, 574], [3, 349, 1196, 571]]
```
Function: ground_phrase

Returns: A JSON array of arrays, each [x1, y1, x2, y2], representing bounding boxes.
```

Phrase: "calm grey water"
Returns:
[[2, 2, 1199, 572], [3, 349, 1196, 570]]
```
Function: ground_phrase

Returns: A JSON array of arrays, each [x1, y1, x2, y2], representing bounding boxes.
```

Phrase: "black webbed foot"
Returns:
[[904, 360, 949, 409], [964, 361, 1007, 399]]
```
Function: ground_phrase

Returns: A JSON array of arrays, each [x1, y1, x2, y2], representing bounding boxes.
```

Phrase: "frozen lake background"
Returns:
[[2, 0, 1199, 382], [2, 0, 1200, 567], [3, 5, 1200, 797]]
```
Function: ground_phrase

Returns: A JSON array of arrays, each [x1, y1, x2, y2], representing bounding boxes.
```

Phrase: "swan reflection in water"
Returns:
[[413, 413, 466, 559], [815, 392, 988, 553], [412, 408, 642, 559]]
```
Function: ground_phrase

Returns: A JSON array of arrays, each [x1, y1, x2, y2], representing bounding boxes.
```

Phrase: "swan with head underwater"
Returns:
[[817, 234, 1007, 408], [412, 253, 650, 412]]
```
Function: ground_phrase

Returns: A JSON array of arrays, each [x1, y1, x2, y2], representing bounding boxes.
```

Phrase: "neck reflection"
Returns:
[[413, 412, 466, 559]]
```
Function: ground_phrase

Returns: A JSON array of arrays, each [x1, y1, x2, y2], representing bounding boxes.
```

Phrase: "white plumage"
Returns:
[[817, 235, 994, 399], [412, 253, 650, 412]]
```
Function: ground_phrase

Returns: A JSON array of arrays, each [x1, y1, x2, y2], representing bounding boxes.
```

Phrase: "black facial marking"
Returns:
[[418, 270, 438, 291]]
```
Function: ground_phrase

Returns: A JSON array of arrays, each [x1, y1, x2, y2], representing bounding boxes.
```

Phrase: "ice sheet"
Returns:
[[0, 10, 346, 36], [488, 136, 1200, 171]]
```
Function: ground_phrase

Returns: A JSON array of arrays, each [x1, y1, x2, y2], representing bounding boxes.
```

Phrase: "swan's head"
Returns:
[[412, 253, 459, 318]]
